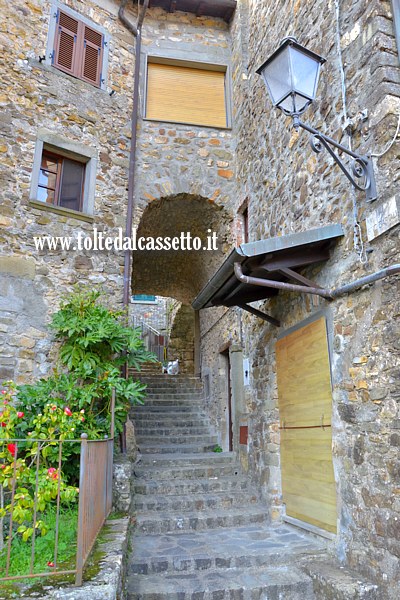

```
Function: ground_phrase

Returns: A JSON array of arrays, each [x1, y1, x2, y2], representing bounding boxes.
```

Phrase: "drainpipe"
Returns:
[[120, 0, 149, 308], [234, 262, 400, 301]]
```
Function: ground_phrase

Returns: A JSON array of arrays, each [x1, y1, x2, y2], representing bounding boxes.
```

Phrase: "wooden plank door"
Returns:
[[276, 317, 337, 534]]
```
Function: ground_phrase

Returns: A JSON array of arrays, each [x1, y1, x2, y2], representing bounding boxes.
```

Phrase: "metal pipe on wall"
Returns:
[[234, 262, 400, 304], [120, 0, 149, 308]]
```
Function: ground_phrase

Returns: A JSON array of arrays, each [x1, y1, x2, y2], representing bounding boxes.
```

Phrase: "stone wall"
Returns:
[[168, 303, 195, 373], [0, 0, 236, 383], [199, 0, 400, 595], [0, 0, 136, 383]]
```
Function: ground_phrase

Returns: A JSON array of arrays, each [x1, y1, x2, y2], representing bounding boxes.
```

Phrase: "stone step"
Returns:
[[143, 389, 203, 395], [129, 525, 326, 576], [139, 443, 217, 455], [130, 374, 202, 383], [137, 452, 236, 467], [134, 476, 249, 496], [136, 434, 218, 445], [131, 406, 205, 414], [135, 399, 203, 406], [126, 565, 314, 600], [134, 490, 259, 513], [135, 505, 269, 534], [303, 559, 380, 599], [132, 419, 207, 429], [135, 426, 211, 436], [134, 462, 242, 480]]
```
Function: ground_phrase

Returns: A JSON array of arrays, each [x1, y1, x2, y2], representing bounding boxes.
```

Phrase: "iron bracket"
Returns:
[[293, 116, 377, 203]]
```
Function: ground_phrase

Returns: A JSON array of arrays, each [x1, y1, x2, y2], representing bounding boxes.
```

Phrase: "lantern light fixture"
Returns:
[[256, 37, 377, 202]]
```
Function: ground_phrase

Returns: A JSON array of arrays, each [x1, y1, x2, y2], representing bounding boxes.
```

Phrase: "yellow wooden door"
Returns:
[[276, 317, 337, 533]]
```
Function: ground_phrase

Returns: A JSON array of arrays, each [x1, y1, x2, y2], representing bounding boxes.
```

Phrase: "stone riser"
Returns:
[[134, 464, 241, 480], [126, 567, 313, 600], [136, 435, 218, 445], [133, 491, 258, 513], [139, 443, 217, 454], [134, 477, 248, 496], [136, 509, 268, 534], [143, 388, 203, 394], [131, 406, 205, 413], [135, 398, 204, 405], [132, 419, 207, 429], [135, 427, 210, 436], [137, 453, 237, 467], [129, 548, 325, 577]]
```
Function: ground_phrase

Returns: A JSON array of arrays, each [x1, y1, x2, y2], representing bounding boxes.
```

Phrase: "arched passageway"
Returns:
[[132, 193, 232, 304]]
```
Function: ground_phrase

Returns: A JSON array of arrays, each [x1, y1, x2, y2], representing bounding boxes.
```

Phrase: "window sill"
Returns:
[[29, 200, 95, 223], [142, 117, 232, 131]]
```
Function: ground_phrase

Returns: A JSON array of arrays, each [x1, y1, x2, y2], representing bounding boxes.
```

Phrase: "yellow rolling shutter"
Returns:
[[146, 63, 227, 128], [276, 317, 337, 534]]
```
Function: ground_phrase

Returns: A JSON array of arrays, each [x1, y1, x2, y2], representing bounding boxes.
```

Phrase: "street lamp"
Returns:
[[256, 37, 377, 202]]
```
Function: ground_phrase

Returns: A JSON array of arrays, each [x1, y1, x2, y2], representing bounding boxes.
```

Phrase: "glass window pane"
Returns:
[[41, 155, 59, 173], [59, 159, 85, 212], [37, 186, 55, 204], [38, 169, 57, 189]]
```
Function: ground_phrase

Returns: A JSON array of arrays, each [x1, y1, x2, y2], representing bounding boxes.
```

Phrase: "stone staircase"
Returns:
[[126, 370, 380, 600]]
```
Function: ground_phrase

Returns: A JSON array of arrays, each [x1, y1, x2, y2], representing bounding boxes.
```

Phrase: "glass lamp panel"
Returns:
[[279, 92, 311, 114], [289, 46, 321, 100], [261, 45, 293, 106]]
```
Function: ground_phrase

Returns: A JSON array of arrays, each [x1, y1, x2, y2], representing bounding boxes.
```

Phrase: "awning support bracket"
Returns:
[[238, 303, 281, 327], [278, 267, 323, 290]]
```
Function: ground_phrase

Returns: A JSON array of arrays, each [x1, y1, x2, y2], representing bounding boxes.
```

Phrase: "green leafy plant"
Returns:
[[213, 445, 223, 453], [17, 289, 156, 437]]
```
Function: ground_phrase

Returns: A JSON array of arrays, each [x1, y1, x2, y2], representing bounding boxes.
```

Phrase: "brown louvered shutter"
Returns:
[[80, 26, 103, 87], [53, 10, 79, 76]]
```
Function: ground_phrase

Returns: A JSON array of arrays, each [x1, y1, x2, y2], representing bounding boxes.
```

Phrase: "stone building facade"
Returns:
[[1, 0, 400, 596]]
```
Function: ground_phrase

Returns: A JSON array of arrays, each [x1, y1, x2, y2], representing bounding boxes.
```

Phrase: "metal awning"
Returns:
[[192, 224, 344, 325], [140, 0, 237, 22]]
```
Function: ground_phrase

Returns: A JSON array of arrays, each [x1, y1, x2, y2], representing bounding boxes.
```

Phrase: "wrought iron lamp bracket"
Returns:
[[292, 115, 377, 202]]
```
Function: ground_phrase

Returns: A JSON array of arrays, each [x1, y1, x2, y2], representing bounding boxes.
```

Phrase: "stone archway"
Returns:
[[132, 193, 232, 304]]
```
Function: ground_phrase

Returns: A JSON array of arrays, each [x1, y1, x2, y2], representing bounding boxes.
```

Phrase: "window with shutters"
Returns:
[[37, 150, 86, 212], [145, 59, 231, 128], [49, 5, 107, 88], [29, 131, 98, 219]]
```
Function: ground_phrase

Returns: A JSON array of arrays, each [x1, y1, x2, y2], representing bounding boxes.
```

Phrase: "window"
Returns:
[[47, 4, 109, 89], [242, 206, 249, 243], [38, 150, 85, 212], [145, 60, 230, 128], [29, 129, 98, 218]]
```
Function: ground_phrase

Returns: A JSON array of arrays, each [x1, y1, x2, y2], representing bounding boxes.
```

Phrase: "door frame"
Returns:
[[276, 309, 337, 540]]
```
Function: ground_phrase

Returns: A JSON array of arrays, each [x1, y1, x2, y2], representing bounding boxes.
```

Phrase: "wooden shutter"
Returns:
[[276, 318, 337, 534], [54, 10, 79, 76], [146, 63, 227, 128], [81, 26, 103, 87]]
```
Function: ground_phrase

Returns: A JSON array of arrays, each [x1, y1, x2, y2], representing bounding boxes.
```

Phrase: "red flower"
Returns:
[[17, 411, 24, 418], [47, 467, 58, 480], [7, 443, 16, 456], [64, 407, 72, 417], [1, 464, 5, 470], [47, 561, 55, 567], [1, 391, 6, 395]]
